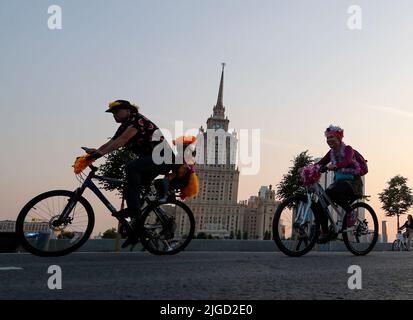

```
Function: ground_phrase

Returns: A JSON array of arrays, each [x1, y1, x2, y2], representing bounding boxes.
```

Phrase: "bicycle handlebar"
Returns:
[[81, 147, 95, 154]]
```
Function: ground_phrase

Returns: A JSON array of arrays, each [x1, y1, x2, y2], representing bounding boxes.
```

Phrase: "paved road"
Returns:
[[0, 251, 412, 300]]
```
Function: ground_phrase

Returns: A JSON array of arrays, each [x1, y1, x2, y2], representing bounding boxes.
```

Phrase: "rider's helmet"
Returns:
[[105, 100, 139, 113], [324, 125, 344, 141]]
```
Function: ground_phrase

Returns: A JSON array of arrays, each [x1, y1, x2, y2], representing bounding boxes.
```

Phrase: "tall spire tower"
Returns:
[[177, 62, 242, 241], [207, 63, 230, 131]]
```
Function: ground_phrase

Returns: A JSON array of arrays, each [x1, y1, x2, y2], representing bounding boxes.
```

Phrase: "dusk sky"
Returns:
[[1, 0, 413, 239]]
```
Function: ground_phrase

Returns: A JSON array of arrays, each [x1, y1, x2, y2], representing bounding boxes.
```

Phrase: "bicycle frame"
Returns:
[[58, 166, 171, 229], [59, 166, 123, 222], [296, 182, 349, 234]]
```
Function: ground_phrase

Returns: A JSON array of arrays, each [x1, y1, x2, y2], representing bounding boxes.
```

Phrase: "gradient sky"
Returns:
[[1, 0, 413, 240]]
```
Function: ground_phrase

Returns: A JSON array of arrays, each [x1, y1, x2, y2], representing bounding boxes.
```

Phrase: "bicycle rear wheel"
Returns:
[[16, 190, 94, 257], [392, 239, 407, 251], [273, 194, 320, 257], [139, 200, 195, 255], [342, 202, 378, 256]]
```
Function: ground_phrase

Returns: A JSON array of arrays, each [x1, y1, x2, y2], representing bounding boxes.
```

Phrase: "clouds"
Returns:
[[369, 105, 413, 120]]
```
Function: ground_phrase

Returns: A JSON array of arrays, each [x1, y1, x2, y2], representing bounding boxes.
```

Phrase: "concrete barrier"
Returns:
[[75, 239, 393, 253], [2, 235, 394, 253], [0, 232, 19, 253]]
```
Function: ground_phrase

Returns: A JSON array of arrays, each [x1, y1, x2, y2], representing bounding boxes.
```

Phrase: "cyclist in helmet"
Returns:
[[86, 100, 173, 247], [314, 125, 363, 243]]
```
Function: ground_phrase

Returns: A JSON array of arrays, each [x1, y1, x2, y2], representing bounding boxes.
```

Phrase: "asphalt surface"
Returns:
[[0, 251, 412, 300]]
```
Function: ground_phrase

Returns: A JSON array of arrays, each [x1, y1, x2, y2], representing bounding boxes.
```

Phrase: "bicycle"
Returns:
[[392, 231, 409, 251], [273, 165, 379, 257], [15, 153, 196, 257]]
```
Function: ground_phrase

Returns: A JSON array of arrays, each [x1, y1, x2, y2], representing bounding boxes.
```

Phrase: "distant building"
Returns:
[[244, 185, 280, 240], [0, 220, 49, 233], [381, 221, 388, 243], [0, 220, 15, 232]]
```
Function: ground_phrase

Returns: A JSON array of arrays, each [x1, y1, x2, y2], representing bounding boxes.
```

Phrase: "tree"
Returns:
[[242, 231, 248, 240], [236, 230, 242, 239], [102, 228, 119, 239], [229, 231, 234, 239], [263, 231, 271, 240], [197, 232, 208, 239], [97, 148, 136, 250], [276, 151, 313, 203], [97, 147, 136, 198], [379, 175, 413, 231]]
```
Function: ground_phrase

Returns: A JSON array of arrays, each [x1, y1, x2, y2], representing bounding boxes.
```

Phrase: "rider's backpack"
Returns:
[[353, 149, 368, 176]]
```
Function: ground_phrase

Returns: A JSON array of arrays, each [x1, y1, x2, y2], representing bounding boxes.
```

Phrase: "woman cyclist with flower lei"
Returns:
[[314, 125, 364, 243]]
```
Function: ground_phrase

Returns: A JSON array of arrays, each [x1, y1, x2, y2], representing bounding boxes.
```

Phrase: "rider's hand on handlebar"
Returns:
[[81, 147, 96, 154], [85, 150, 103, 161], [319, 165, 328, 173]]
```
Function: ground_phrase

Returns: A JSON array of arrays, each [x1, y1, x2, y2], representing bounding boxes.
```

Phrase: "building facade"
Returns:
[[174, 64, 281, 240], [244, 185, 280, 240]]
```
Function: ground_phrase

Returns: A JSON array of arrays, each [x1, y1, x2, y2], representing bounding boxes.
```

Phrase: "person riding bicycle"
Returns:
[[399, 214, 413, 250], [85, 100, 174, 247], [314, 125, 364, 243]]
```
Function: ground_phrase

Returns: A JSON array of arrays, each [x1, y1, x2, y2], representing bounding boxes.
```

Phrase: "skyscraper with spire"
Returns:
[[175, 64, 279, 240], [186, 63, 245, 238]]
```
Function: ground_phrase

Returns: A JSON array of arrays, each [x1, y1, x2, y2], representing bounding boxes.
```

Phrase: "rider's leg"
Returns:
[[407, 229, 413, 250], [124, 156, 159, 214], [326, 180, 356, 228], [326, 181, 354, 212], [311, 201, 328, 234]]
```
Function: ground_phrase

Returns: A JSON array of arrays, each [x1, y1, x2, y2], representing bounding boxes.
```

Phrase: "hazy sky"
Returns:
[[1, 0, 413, 239]]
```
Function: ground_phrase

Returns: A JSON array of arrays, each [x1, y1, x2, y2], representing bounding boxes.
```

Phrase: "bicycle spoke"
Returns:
[[18, 191, 93, 256]]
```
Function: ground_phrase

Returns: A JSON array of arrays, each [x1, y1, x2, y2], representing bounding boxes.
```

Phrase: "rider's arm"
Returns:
[[97, 140, 112, 151], [88, 126, 138, 159], [316, 151, 330, 166], [99, 126, 138, 154]]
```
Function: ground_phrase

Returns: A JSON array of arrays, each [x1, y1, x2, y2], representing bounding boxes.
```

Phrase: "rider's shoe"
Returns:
[[121, 234, 140, 248], [317, 232, 330, 244], [120, 212, 141, 249]]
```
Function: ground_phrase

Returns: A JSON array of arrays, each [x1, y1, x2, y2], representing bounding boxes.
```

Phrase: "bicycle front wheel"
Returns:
[[342, 202, 378, 256], [139, 200, 195, 255], [273, 194, 320, 257], [16, 190, 95, 257]]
